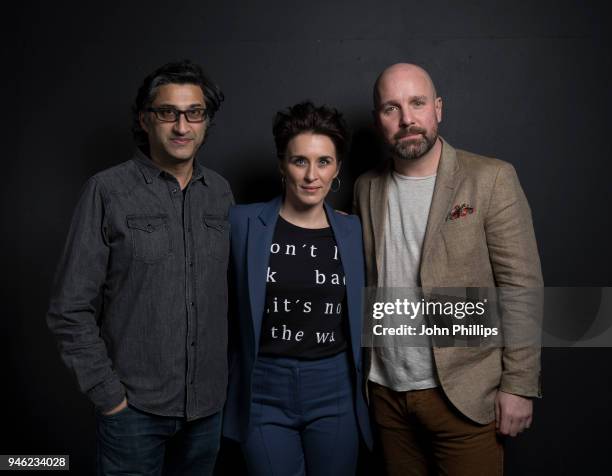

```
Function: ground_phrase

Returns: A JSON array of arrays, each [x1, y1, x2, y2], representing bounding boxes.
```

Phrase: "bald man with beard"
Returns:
[[353, 63, 543, 475]]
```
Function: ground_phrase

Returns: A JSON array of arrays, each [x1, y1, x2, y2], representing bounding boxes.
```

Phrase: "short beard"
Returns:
[[390, 126, 438, 161]]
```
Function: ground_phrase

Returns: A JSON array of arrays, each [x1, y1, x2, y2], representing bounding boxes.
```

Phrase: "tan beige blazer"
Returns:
[[353, 138, 543, 424]]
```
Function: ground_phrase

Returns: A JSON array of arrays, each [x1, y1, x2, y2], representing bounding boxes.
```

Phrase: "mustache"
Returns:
[[394, 127, 426, 140]]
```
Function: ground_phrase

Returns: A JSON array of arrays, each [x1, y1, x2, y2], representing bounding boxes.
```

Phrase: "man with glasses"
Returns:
[[47, 60, 233, 475]]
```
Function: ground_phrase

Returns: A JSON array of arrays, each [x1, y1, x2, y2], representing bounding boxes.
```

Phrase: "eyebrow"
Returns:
[[379, 100, 400, 108], [289, 155, 335, 160], [155, 103, 205, 108], [380, 95, 429, 107]]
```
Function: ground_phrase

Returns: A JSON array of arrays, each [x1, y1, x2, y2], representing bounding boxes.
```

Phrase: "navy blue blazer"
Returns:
[[222, 196, 372, 448]]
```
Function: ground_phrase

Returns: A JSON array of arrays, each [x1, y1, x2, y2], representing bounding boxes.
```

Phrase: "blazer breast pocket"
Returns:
[[440, 218, 485, 265], [126, 214, 172, 263], [202, 214, 230, 261]]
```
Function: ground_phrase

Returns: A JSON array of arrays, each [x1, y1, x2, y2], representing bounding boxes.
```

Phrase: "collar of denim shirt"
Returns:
[[132, 147, 208, 186]]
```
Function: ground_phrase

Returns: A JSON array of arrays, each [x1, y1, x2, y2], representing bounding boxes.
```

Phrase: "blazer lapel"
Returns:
[[369, 166, 390, 283], [420, 138, 461, 278], [247, 196, 282, 352]]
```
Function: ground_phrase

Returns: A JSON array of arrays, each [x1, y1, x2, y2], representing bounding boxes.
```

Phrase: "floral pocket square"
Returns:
[[446, 203, 475, 221]]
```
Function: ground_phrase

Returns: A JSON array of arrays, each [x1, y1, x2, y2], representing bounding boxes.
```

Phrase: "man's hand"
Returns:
[[495, 391, 532, 436], [103, 397, 128, 416]]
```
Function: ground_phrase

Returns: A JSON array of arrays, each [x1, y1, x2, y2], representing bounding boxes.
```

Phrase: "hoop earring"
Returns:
[[330, 177, 341, 193], [281, 176, 285, 188]]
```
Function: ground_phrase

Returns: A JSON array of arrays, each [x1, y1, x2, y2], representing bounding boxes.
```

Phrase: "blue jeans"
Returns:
[[241, 352, 360, 476], [96, 405, 221, 476]]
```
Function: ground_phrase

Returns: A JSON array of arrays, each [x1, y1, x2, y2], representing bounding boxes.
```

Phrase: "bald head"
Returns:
[[372, 63, 443, 164], [373, 63, 438, 109]]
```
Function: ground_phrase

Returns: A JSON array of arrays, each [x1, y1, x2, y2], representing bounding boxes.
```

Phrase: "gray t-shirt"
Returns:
[[369, 171, 439, 391]]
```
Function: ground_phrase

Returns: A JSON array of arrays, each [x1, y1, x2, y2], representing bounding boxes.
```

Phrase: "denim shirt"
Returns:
[[47, 150, 234, 420]]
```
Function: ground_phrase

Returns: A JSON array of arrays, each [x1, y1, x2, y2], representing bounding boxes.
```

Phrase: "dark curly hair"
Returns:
[[132, 60, 224, 148], [272, 101, 349, 160]]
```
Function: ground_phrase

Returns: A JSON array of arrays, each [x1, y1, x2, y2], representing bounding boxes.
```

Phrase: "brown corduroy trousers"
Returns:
[[370, 382, 503, 476]]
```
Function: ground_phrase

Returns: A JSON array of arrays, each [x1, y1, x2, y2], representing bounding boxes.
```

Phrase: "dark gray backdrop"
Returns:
[[6, 0, 612, 474]]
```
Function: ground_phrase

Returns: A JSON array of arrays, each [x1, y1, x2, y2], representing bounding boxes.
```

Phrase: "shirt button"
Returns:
[[189, 262, 193, 267], [191, 302, 195, 307], [172, 188, 178, 193], [190, 341, 195, 347]]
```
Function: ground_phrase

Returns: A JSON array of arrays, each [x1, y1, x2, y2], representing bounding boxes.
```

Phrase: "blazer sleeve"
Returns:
[[485, 162, 543, 398]]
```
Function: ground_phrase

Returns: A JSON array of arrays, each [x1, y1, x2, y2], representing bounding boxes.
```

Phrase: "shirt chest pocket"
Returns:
[[202, 214, 230, 262], [126, 215, 172, 263]]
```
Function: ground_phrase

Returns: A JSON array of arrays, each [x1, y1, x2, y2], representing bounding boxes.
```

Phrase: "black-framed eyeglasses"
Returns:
[[147, 107, 208, 123]]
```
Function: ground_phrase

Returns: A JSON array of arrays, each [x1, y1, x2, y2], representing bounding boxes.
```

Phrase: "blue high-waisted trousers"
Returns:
[[241, 351, 360, 476]]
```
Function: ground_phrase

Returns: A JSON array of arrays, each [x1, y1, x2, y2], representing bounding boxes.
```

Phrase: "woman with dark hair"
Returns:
[[223, 101, 372, 474]]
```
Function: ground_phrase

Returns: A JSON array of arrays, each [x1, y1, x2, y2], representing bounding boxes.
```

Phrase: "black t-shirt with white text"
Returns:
[[259, 216, 348, 359]]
